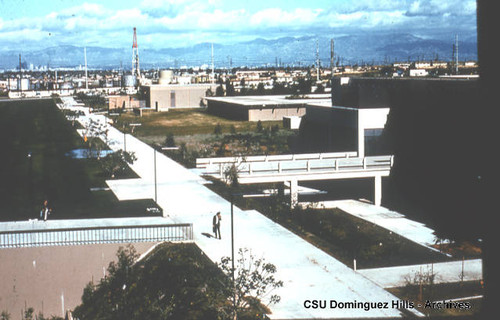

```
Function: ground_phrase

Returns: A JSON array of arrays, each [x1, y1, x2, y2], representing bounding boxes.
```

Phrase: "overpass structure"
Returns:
[[200, 154, 394, 207]]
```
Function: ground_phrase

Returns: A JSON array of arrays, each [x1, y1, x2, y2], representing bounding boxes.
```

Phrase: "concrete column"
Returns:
[[374, 175, 382, 206], [358, 117, 365, 158], [289, 179, 298, 208]]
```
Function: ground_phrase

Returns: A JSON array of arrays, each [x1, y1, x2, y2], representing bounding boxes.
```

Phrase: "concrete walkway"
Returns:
[[358, 259, 483, 288], [58, 98, 406, 318]]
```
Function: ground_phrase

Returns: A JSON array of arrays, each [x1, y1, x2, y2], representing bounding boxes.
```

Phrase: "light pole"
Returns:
[[230, 193, 236, 320], [154, 148, 157, 203]]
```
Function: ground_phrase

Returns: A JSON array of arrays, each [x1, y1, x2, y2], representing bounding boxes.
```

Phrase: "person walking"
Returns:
[[212, 212, 221, 239], [40, 200, 51, 221]]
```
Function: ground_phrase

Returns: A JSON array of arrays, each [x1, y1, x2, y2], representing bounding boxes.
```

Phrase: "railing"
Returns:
[[0, 223, 193, 249], [203, 155, 394, 177], [196, 151, 358, 168]]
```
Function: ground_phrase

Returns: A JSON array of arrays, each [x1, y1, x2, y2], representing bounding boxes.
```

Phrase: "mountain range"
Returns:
[[0, 33, 477, 70]]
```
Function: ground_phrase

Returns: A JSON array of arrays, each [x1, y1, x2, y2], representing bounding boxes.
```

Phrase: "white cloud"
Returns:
[[0, 0, 477, 51]]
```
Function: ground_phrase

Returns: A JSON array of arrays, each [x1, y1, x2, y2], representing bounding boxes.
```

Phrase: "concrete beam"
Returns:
[[237, 168, 391, 184]]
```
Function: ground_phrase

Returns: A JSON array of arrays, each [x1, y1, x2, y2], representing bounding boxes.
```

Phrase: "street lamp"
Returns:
[[230, 193, 236, 320], [122, 123, 141, 152], [154, 147, 157, 203]]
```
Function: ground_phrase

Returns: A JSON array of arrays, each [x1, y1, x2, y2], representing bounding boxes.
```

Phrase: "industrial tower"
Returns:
[[132, 27, 140, 78]]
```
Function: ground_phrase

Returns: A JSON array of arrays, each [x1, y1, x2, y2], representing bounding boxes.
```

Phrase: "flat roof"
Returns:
[[206, 94, 330, 106], [142, 83, 215, 89]]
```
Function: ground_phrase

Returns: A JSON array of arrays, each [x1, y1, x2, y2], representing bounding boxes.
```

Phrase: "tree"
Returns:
[[314, 83, 325, 93], [214, 123, 223, 135], [84, 118, 108, 159], [216, 84, 225, 97], [100, 150, 137, 178], [218, 248, 283, 319], [223, 163, 240, 188], [164, 133, 175, 147], [73, 243, 230, 320], [297, 78, 312, 94], [256, 120, 263, 133], [256, 83, 266, 95], [0, 311, 10, 320], [225, 78, 235, 96]]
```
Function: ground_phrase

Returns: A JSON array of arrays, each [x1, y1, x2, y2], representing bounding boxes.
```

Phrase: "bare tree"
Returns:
[[219, 248, 283, 319]]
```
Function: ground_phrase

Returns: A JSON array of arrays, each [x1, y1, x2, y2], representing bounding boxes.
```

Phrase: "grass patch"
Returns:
[[0, 99, 158, 221], [112, 108, 282, 136], [111, 108, 298, 168]]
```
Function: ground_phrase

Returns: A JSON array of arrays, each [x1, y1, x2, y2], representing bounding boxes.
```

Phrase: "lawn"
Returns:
[[112, 108, 283, 136], [111, 108, 299, 168], [0, 99, 159, 221]]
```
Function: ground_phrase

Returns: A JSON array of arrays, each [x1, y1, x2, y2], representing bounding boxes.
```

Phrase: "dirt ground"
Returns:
[[0, 242, 158, 319]]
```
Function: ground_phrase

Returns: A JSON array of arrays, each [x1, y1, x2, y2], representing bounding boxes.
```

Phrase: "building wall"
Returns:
[[108, 95, 142, 110], [248, 106, 306, 121], [332, 76, 479, 109], [358, 108, 390, 157], [206, 100, 249, 120], [144, 84, 216, 110]]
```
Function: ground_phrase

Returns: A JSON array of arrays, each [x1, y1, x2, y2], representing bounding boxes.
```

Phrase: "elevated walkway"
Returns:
[[0, 217, 192, 248], [201, 155, 393, 206]]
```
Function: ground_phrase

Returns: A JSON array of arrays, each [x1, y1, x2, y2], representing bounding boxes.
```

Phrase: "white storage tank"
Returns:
[[17, 78, 30, 91], [159, 70, 173, 84], [122, 75, 137, 87]]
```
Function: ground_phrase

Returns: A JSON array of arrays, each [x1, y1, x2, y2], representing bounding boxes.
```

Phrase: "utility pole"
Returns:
[[316, 39, 320, 81], [455, 34, 459, 74]]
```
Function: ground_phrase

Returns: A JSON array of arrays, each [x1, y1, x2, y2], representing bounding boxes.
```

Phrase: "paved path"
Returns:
[[58, 97, 405, 318], [299, 200, 447, 253], [358, 259, 483, 288]]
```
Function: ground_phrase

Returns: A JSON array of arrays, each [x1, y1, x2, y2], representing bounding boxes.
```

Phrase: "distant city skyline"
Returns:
[[1, 0, 477, 52]]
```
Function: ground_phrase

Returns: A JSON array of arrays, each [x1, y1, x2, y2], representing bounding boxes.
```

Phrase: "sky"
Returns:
[[0, 0, 477, 51]]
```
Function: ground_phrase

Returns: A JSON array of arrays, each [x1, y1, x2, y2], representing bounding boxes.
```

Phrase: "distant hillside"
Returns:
[[0, 33, 477, 69]]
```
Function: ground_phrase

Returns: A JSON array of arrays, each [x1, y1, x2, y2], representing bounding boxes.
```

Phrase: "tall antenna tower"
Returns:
[[19, 54, 22, 93], [455, 34, 459, 74], [211, 43, 214, 83], [84, 47, 88, 90], [330, 39, 334, 75], [316, 39, 320, 81], [132, 27, 140, 78]]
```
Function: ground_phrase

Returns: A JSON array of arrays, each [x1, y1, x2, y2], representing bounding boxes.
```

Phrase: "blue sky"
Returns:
[[0, 0, 477, 51]]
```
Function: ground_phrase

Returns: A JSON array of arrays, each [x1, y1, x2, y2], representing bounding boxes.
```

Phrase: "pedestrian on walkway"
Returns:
[[212, 212, 221, 239], [40, 199, 52, 221]]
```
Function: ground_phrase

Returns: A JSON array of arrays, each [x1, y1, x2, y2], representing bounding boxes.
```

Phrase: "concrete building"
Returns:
[[107, 95, 144, 110], [141, 84, 216, 111], [206, 94, 330, 121], [300, 76, 479, 157]]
